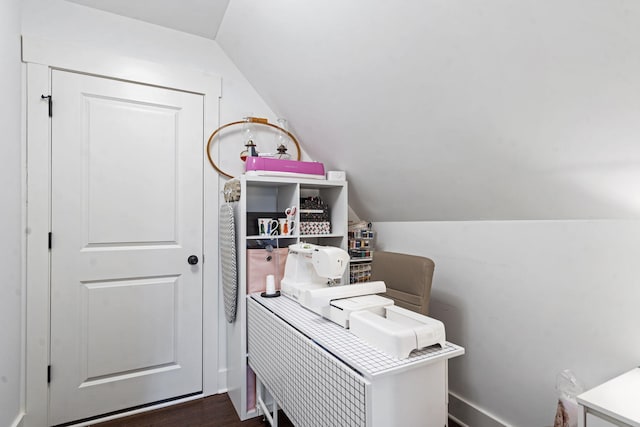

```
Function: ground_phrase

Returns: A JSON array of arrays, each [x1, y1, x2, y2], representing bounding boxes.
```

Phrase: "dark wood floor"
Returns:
[[92, 394, 293, 427], [92, 393, 463, 426]]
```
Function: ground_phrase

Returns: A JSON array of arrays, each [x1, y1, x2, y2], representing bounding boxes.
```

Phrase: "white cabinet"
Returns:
[[226, 175, 348, 420], [247, 295, 464, 427]]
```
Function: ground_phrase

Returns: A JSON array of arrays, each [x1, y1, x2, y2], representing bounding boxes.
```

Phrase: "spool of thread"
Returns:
[[265, 274, 276, 295]]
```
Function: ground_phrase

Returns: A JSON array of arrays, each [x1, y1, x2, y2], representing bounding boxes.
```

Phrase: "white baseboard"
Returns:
[[449, 392, 511, 427], [217, 367, 228, 394], [11, 412, 25, 427]]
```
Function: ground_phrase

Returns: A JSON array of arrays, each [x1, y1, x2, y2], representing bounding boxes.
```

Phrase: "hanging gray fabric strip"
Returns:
[[220, 202, 238, 323]]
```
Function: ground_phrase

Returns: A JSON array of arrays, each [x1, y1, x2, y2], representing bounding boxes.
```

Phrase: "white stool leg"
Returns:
[[256, 376, 278, 427]]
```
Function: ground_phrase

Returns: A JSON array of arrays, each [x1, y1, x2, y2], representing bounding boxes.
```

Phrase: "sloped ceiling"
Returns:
[[65, 0, 230, 39], [65, 0, 640, 221], [217, 1, 640, 221]]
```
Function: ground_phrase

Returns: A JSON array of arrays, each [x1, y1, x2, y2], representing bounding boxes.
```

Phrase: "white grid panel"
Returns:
[[250, 294, 463, 379], [248, 298, 368, 427]]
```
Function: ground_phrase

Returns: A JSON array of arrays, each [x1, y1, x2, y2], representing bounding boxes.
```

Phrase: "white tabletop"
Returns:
[[249, 293, 464, 379], [577, 367, 640, 427]]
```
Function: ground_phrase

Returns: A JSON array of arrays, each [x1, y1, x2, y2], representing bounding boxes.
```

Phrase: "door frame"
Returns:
[[22, 36, 222, 427]]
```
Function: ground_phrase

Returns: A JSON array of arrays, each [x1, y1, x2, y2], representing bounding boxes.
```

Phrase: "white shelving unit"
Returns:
[[226, 175, 348, 421]]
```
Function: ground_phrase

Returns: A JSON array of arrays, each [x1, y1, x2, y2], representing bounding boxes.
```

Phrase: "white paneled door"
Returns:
[[49, 70, 204, 426]]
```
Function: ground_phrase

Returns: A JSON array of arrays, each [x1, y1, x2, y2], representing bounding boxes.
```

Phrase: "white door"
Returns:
[[49, 70, 204, 426]]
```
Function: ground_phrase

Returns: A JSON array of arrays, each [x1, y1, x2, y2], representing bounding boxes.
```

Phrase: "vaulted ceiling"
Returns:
[[65, 0, 640, 221], [66, 0, 230, 39]]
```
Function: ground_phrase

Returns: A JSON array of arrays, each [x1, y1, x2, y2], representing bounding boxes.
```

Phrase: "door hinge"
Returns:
[[47, 365, 51, 383], [41, 94, 52, 117], [48, 232, 52, 250]]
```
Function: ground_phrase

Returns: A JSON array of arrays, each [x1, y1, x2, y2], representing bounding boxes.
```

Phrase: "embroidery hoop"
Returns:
[[206, 117, 301, 179]]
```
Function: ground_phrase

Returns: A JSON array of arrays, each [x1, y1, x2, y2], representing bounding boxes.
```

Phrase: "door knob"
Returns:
[[187, 255, 199, 265]]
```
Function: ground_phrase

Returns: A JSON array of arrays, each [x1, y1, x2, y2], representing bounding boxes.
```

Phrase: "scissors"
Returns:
[[285, 206, 297, 218]]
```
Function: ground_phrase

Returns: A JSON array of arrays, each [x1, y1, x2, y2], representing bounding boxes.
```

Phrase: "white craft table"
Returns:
[[247, 294, 464, 427], [577, 367, 640, 427]]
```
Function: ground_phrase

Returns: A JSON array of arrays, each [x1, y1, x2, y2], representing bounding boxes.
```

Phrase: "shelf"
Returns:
[[246, 233, 345, 240], [350, 257, 373, 263], [245, 174, 346, 188], [246, 235, 298, 240], [299, 233, 344, 239]]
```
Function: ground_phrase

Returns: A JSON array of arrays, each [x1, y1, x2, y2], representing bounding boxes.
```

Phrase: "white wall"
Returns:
[[218, 2, 640, 425], [22, 0, 310, 179], [217, 0, 640, 222], [21, 0, 279, 396], [374, 220, 640, 427], [21, 0, 275, 127], [217, 4, 640, 423], [0, 0, 24, 425], [18, 3, 640, 426]]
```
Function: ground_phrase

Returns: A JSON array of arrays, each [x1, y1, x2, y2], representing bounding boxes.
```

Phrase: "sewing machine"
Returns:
[[280, 243, 446, 359]]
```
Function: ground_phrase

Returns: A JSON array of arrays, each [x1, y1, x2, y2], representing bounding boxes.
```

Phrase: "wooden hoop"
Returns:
[[206, 117, 301, 179]]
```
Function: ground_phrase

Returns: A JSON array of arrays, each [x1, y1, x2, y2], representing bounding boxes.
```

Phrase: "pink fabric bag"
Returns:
[[246, 248, 288, 294]]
